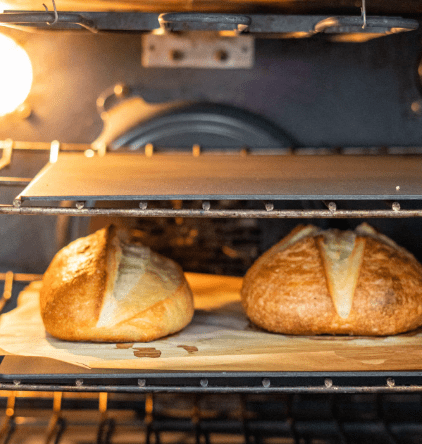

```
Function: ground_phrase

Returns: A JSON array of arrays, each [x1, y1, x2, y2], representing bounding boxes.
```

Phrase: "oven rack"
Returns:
[[2, 273, 422, 394], [1, 391, 422, 444], [0, 10, 418, 39], [1, 142, 422, 219]]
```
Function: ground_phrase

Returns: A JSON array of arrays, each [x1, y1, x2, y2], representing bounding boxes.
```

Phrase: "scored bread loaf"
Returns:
[[241, 223, 422, 336], [40, 225, 194, 342]]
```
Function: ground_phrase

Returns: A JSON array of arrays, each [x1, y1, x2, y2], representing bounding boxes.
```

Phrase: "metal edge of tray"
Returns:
[[14, 154, 422, 204], [1, 364, 422, 393]]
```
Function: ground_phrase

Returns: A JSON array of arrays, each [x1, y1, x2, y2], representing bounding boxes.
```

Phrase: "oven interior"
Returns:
[[1, 1, 422, 442]]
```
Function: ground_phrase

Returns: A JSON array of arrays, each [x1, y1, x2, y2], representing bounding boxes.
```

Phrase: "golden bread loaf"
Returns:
[[241, 223, 422, 336], [40, 225, 194, 342]]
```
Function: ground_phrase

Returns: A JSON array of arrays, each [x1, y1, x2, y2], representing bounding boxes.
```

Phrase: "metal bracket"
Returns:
[[0, 139, 13, 172], [142, 32, 254, 69]]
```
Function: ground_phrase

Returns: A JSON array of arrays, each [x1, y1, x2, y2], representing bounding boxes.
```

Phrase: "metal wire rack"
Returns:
[[0, 391, 422, 443], [1, 141, 422, 219]]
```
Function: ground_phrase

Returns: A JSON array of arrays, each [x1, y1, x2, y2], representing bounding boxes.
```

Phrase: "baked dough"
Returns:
[[241, 223, 422, 336], [40, 225, 194, 342]]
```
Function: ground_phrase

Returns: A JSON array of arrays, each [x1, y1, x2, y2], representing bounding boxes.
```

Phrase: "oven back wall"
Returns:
[[0, 28, 421, 146], [0, 27, 422, 275]]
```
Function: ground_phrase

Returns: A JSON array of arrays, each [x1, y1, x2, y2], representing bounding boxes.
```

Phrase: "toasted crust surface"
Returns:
[[40, 226, 194, 342], [241, 225, 422, 336]]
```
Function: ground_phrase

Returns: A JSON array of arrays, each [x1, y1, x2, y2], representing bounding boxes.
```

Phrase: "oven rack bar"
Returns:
[[2, 373, 422, 394], [0, 140, 88, 152], [0, 392, 420, 444], [1, 205, 422, 218], [3, 140, 422, 154]]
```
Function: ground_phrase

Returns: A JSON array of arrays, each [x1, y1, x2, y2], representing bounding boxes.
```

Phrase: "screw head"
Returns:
[[215, 49, 229, 62], [392, 202, 400, 212], [170, 49, 184, 61], [262, 378, 271, 388], [328, 202, 337, 212], [265, 202, 274, 212]]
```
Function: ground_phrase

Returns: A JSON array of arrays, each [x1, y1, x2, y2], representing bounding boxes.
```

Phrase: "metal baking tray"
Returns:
[[2, 273, 422, 394], [17, 153, 422, 203]]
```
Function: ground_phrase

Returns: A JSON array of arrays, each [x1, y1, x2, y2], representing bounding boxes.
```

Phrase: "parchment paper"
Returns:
[[1, 273, 421, 371]]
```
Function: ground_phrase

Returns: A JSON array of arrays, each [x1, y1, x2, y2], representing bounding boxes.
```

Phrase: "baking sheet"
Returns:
[[18, 154, 422, 202], [1, 273, 422, 372]]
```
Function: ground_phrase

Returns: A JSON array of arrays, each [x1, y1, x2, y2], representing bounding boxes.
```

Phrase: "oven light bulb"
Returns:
[[0, 2, 12, 12], [0, 33, 33, 117]]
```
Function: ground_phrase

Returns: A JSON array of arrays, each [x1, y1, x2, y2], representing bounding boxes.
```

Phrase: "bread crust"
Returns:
[[241, 225, 422, 336], [40, 226, 194, 342]]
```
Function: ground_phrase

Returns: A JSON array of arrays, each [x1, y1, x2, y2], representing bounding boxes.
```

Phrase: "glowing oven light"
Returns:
[[0, 33, 33, 117], [0, 2, 12, 13]]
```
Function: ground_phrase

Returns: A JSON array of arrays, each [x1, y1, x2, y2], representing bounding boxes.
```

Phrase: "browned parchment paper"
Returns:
[[0, 273, 421, 371]]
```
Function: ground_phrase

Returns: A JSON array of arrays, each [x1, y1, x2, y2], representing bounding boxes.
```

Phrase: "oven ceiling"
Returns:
[[3, 0, 422, 14]]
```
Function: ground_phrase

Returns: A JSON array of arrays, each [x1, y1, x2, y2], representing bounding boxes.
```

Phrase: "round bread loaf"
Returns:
[[241, 223, 422, 336], [40, 225, 194, 342]]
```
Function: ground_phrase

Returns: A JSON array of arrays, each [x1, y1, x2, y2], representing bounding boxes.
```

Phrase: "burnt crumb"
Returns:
[[177, 345, 198, 354], [133, 347, 161, 358]]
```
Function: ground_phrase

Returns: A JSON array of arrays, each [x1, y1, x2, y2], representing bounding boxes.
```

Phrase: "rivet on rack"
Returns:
[[200, 379, 208, 388], [13, 198, 22, 208], [145, 143, 154, 157], [323, 201, 336, 212], [262, 378, 271, 388], [202, 201, 211, 211], [265, 202, 274, 212], [386, 378, 395, 388], [49, 140, 60, 163], [139, 201, 148, 210], [324, 378, 333, 388], [138, 379, 146, 387], [75, 379, 84, 387], [396, 185, 401, 191], [75, 201, 85, 210], [328, 202, 337, 212], [392, 202, 400, 212]]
